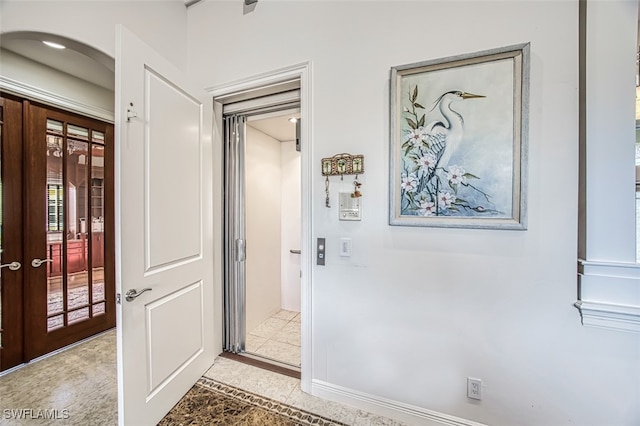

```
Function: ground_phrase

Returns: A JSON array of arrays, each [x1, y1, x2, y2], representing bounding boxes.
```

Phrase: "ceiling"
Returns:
[[248, 113, 299, 142], [1, 31, 115, 91]]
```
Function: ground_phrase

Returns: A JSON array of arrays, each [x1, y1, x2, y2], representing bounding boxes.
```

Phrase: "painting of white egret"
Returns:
[[389, 43, 529, 230]]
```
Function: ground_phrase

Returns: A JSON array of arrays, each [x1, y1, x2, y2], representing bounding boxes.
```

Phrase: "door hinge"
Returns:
[[116, 293, 122, 304]]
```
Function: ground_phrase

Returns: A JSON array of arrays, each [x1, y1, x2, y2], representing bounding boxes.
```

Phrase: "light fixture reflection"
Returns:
[[288, 117, 298, 123], [43, 41, 66, 49]]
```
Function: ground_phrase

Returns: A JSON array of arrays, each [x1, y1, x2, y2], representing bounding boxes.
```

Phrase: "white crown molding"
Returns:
[[0, 76, 114, 123], [311, 379, 486, 426]]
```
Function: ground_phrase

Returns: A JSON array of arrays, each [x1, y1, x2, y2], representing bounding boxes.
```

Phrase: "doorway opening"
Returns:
[[221, 81, 303, 375]]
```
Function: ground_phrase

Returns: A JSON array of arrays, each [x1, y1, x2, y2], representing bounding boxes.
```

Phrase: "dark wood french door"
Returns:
[[0, 96, 115, 371]]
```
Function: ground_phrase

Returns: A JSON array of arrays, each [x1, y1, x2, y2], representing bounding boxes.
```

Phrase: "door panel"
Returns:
[[145, 69, 202, 271], [25, 105, 115, 360], [116, 25, 215, 426], [147, 281, 204, 393], [0, 96, 25, 371]]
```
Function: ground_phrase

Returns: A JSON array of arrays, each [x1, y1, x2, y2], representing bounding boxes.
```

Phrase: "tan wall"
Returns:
[[245, 125, 282, 333]]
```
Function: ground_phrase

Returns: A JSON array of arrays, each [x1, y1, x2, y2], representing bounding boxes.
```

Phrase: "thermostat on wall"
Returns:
[[339, 192, 361, 221]]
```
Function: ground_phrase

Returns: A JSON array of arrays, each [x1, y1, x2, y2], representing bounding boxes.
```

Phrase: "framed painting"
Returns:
[[389, 43, 529, 229]]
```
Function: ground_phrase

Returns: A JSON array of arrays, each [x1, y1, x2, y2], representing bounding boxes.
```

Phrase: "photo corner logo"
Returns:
[[2, 408, 70, 420]]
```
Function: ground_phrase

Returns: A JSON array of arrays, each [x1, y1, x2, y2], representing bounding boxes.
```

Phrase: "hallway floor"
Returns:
[[0, 329, 404, 425]]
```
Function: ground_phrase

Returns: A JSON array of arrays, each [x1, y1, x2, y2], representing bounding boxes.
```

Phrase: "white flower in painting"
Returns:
[[417, 126, 431, 142], [447, 165, 466, 185], [405, 128, 422, 146], [437, 191, 455, 208], [417, 153, 437, 170], [418, 200, 436, 216], [401, 173, 419, 193]]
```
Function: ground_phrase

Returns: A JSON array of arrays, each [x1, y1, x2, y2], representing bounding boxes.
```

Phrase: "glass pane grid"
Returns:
[[46, 120, 107, 333]]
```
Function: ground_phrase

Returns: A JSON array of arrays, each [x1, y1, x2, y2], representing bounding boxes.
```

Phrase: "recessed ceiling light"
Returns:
[[42, 41, 66, 49], [288, 117, 298, 123]]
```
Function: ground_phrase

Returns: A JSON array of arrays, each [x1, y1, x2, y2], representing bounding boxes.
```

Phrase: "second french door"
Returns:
[[0, 96, 115, 371]]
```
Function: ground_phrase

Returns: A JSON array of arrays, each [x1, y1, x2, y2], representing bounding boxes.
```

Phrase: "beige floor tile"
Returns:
[[353, 410, 408, 425], [245, 334, 268, 352], [0, 330, 117, 425], [272, 309, 299, 321], [204, 356, 298, 402], [254, 339, 301, 366], [272, 327, 301, 347], [285, 384, 359, 424], [248, 317, 289, 339]]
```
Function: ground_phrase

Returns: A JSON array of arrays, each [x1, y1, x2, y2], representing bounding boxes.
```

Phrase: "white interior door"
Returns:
[[115, 25, 215, 425]]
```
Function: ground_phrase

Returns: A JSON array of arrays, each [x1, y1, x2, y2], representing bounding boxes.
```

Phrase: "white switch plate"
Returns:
[[339, 238, 352, 257]]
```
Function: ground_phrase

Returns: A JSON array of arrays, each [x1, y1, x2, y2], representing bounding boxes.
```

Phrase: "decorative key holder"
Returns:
[[321, 153, 365, 208]]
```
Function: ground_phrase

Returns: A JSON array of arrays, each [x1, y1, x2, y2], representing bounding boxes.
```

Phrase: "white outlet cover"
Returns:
[[467, 377, 482, 400]]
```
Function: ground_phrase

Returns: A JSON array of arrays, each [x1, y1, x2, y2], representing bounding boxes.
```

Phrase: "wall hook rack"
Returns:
[[321, 153, 364, 177], [321, 153, 365, 208]]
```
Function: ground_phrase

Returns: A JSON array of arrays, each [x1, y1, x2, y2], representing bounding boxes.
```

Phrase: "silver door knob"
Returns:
[[0, 261, 21, 271], [31, 258, 53, 268], [125, 288, 152, 302]]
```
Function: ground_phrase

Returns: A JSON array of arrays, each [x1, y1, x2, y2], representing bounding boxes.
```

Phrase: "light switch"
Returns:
[[317, 238, 326, 265], [339, 238, 351, 257]]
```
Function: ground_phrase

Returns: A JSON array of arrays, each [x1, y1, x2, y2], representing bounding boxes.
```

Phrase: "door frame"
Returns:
[[0, 94, 25, 371], [208, 62, 313, 393]]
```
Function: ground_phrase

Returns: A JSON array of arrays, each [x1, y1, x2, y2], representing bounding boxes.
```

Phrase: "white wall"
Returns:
[[245, 125, 282, 332], [0, 0, 188, 73], [0, 48, 114, 115], [188, 2, 639, 425], [4, 1, 637, 424], [281, 140, 301, 312]]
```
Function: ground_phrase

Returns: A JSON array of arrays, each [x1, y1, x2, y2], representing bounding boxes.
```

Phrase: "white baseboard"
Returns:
[[311, 379, 486, 426]]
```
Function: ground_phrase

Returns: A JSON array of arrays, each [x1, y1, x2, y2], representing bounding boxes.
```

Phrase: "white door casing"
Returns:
[[209, 62, 312, 393], [115, 26, 215, 425]]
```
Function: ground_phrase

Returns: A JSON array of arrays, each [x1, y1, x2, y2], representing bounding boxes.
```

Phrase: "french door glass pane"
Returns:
[[91, 143, 105, 314], [46, 120, 64, 328], [66, 136, 89, 325]]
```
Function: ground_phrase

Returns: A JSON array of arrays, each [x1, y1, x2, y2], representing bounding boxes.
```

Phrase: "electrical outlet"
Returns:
[[467, 378, 482, 400]]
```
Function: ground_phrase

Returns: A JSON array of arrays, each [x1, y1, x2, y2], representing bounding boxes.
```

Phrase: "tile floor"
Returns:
[[204, 356, 406, 426], [246, 309, 301, 367], [0, 329, 117, 425], [0, 326, 405, 426]]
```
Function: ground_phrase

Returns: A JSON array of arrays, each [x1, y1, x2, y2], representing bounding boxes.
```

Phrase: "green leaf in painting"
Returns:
[[414, 103, 425, 109], [463, 173, 480, 179], [418, 114, 425, 127], [406, 118, 417, 129], [411, 86, 418, 103]]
